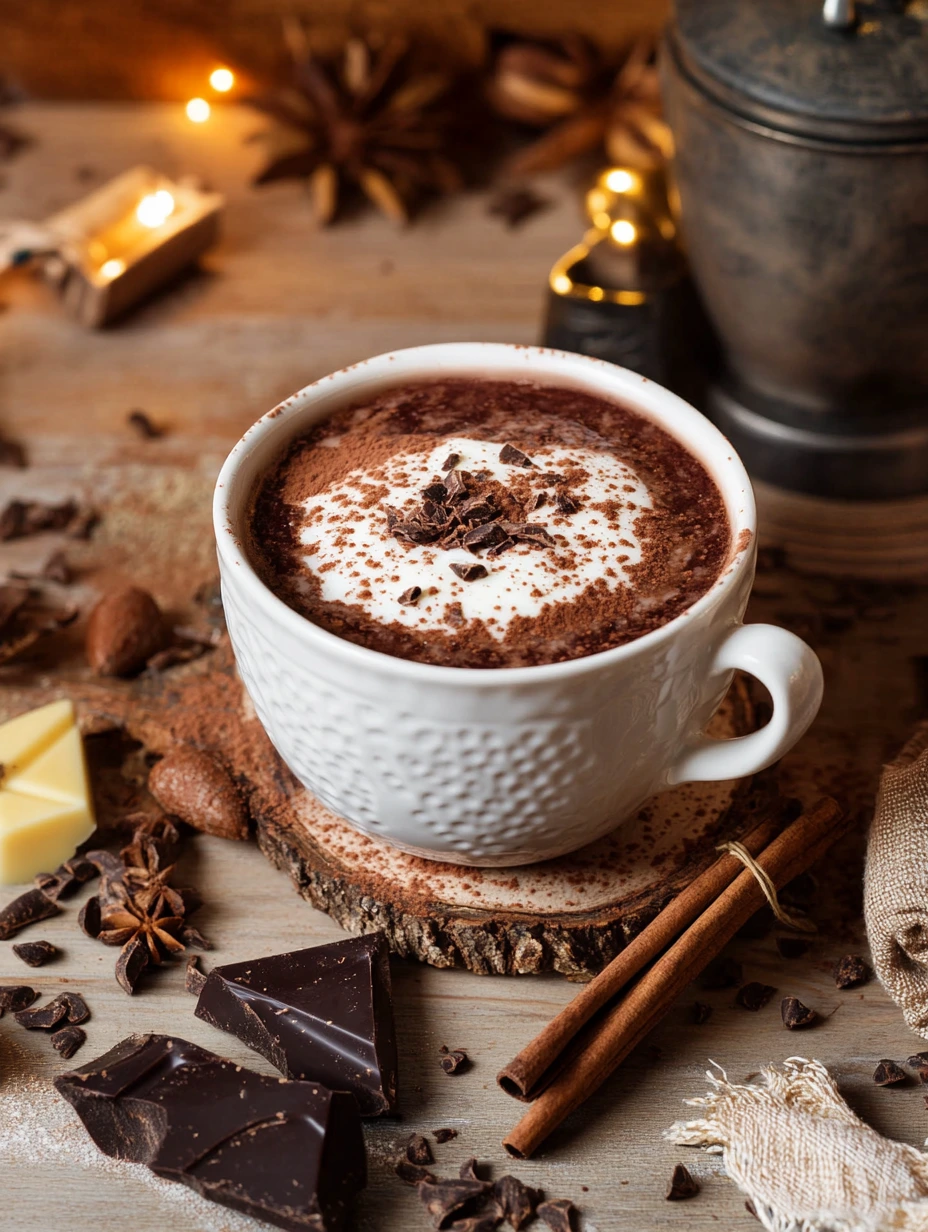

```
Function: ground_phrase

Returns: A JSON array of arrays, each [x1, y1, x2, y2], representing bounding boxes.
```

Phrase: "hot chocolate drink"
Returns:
[[248, 379, 731, 668]]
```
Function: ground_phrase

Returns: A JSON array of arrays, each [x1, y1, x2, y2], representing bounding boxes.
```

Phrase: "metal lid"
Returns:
[[670, 0, 928, 143]]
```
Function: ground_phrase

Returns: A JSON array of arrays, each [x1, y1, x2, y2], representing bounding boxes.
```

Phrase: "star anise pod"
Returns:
[[248, 30, 464, 225], [99, 881, 185, 960]]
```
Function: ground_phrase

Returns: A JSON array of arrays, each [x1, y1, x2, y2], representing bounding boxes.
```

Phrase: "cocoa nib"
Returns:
[[439, 1045, 470, 1074], [406, 1133, 434, 1166], [537, 1198, 577, 1232], [398, 586, 422, 606], [499, 443, 535, 468], [51, 1024, 86, 1059], [666, 1163, 700, 1200], [781, 996, 817, 1029], [433, 1128, 458, 1144], [736, 982, 777, 1012], [12, 940, 58, 967], [0, 985, 38, 1016], [450, 562, 488, 582], [418, 1178, 488, 1225], [833, 955, 870, 989], [0, 886, 60, 940], [699, 956, 742, 990], [873, 1060, 908, 1086]]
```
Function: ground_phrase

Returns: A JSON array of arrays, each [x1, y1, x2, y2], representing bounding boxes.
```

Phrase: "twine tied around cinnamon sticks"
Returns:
[[716, 840, 818, 933], [497, 798, 845, 1160]]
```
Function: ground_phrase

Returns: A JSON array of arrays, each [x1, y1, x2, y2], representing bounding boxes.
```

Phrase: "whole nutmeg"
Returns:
[[148, 747, 248, 841], [85, 586, 167, 676]]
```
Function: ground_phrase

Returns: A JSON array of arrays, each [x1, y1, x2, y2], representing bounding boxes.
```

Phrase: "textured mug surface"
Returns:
[[214, 344, 823, 866]]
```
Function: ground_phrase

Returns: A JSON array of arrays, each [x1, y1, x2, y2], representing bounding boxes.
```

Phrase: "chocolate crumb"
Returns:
[[450, 562, 488, 582], [185, 954, 207, 996], [441, 453, 460, 472], [699, 956, 742, 990], [537, 1197, 577, 1232], [399, 586, 422, 606], [781, 996, 817, 1029], [692, 1001, 713, 1025], [433, 1128, 458, 1143], [666, 1163, 700, 1200], [873, 1059, 907, 1086], [555, 491, 579, 515], [12, 940, 58, 967], [0, 985, 38, 1016], [406, 1133, 434, 1167], [736, 982, 777, 1012], [494, 1174, 540, 1229], [833, 955, 870, 989], [439, 1046, 469, 1074], [395, 1160, 436, 1186], [499, 443, 535, 468], [127, 409, 163, 439], [51, 1024, 86, 1059], [776, 937, 811, 959]]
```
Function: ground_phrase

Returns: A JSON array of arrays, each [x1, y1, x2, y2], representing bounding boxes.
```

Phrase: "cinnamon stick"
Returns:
[[498, 812, 783, 1101], [502, 797, 843, 1160]]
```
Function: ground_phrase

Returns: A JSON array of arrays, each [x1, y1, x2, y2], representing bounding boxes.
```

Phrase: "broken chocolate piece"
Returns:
[[406, 1133, 434, 1166], [422, 482, 450, 502], [555, 492, 579, 515], [0, 886, 60, 939], [833, 955, 870, 989], [439, 1045, 469, 1075], [692, 1001, 713, 1025], [395, 1160, 436, 1186], [434, 1127, 458, 1144], [494, 1174, 539, 1229], [459, 1157, 483, 1182], [441, 453, 460, 472], [450, 562, 489, 582], [15, 996, 69, 1031], [419, 1178, 488, 1226], [537, 1198, 577, 1232], [115, 932, 149, 994], [736, 982, 777, 1012], [127, 409, 163, 439], [0, 985, 38, 1016], [55, 1033, 366, 1232], [699, 956, 742, 990], [444, 603, 465, 628], [78, 895, 102, 939], [51, 1024, 86, 1059], [499, 444, 535, 468], [195, 933, 398, 1116], [462, 521, 508, 552], [12, 939, 57, 967], [36, 856, 98, 902], [399, 586, 422, 606], [666, 1164, 700, 1200], [873, 1059, 907, 1086], [185, 954, 207, 996], [443, 470, 468, 501], [776, 937, 811, 959], [59, 990, 90, 1024], [781, 996, 817, 1029]]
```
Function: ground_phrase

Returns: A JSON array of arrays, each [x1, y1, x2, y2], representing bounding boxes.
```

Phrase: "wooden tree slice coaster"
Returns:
[[0, 640, 774, 978]]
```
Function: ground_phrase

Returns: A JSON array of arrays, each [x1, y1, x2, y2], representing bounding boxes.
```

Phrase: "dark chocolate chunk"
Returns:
[[833, 955, 870, 989], [439, 1045, 469, 1075], [486, 537, 515, 559], [555, 492, 579, 515], [195, 933, 398, 1116], [181, 923, 212, 951], [450, 562, 489, 582], [525, 492, 547, 513], [434, 1127, 458, 1144], [736, 982, 777, 1012], [666, 1164, 700, 1200], [499, 444, 535, 468], [399, 586, 422, 606], [15, 996, 69, 1031], [422, 482, 450, 502], [699, 956, 742, 990], [494, 1175, 540, 1229], [12, 940, 58, 967], [537, 1197, 577, 1232], [873, 1059, 908, 1086], [115, 933, 149, 994], [78, 895, 102, 939], [185, 954, 208, 996], [55, 1033, 366, 1232], [444, 470, 468, 500], [393, 519, 441, 546], [776, 937, 811, 959], [406, 1133, 434, 1166], [441, 453, 460, 472], [419, 1178, 488, 1226], [781, 996, 817, 1029], [51, 1024, 86, 1059], [0, 984, 38, 1016], [458, 497, 497, 525], [692, 1001, 713, 1025], [395, 1160, 436, 1186], [462, 521, 508, 552], [0, 886, 60, 940]]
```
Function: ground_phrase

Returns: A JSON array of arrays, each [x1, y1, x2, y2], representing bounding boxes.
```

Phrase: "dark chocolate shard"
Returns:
[[51, 1024, 86, 1059], [195, 933, 398, 1116], [781, 996, 817, 1029], [459, 1157, 483, 1182], [458, 497, 497, 525], [0, 985, 38, 1016], [0, 886, 60, 940], [537, 1198, 577, 1232], [422, 482, 450, 502], [398, 586, 422, 607], [735, 982, 777, 1012], [499, 444, 535, 468], [115, 932, 150, 995], [406, 1133, 434, 1166], [450, 562, 489, 582], [55, 1033, 366, 1232], [59, 990, 90, 1024], [443, 470, 468, 500], [462, 522, 508, 552], [873, 1059, 908, 1086], [15, 995, 69, 1031], [666, 1163, 700, 1200], [419, 1178, 488, 1226], [440, 453, 460, 472], [12, 939, 58, 967], [555, 491, 579, 515], [78, 895, 102, 939], [833, 955, 871, 989], [906, 1052, 928, 1070], [494, 1175, 539, 1229], [395, 1160, 436, 1186]]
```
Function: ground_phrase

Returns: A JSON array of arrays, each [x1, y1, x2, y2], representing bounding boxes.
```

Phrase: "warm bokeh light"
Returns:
[[99, 258, 126, 280], [604, 169, 639, 194], [551, 273, 572, 294], [610, 219, 638, 246], [186, 97, 211, 123], [209, 67, 235, 92], [136, 189, 176, 228]]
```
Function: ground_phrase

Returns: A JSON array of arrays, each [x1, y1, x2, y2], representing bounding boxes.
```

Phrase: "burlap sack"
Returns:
[[864, 723, 928, 1037], [667, 1058, 928, 1232]]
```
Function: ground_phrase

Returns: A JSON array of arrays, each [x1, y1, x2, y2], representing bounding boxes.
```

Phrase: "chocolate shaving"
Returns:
[[736, 982, 777, 1012], [115, 932, 150, 995], [181, 924, 212, 951], [494, 1175, 539, 1229], [462, 522, 508, 552], [127, 410, 163, 439], [499, 444, 535, 468], [12, 940, 58, 967], [51, 1024, 86, 1059], [699, 956, 742, 989], [396, 1160, 437, 1186], [537, 1198, 577, 1232], [393, 519, 442, 546], [504, 522, 555, 547], [833, 955, 870, 989], [0, 985, 38, 1016], [443, 469, 468, 501], [399, 586, 422, 606], [433, 1128, 458, 1144], [406, 1133, 434, 1167], [666, 1164, 700, 1200], [441, 453, 460, 472], [692, 1001, 713, 1025], [873, 1059, 908, 1086], [555, 491, 579, 515], [185, 954, 207, 996], [0, 886, 60, 940], [78, 895, 102, 939], [458, 497, 497, 525], [15, 996, 69, 1031], [781, 996, 817, 1029], [418, 1179, 487, 1226], [439, 1045, 469, 1075], [422, 482, 450, 503], [450, 562, 488, 582]]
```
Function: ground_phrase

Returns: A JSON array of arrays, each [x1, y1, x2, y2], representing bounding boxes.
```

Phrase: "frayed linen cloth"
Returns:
[[666, 1058, 928, 1232], [864, 723, 928, 1037]]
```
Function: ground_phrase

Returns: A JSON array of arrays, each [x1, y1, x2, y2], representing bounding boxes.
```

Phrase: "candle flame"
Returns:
[[136, 190, 176, 228], [186, 97, 211, 123], [209, 67, 234, 92]]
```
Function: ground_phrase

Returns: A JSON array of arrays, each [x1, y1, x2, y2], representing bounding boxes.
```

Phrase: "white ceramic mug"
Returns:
[[214, 344, 823, 867]]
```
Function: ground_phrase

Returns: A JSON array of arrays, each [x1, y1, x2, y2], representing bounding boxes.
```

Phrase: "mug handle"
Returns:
[[666, 623, 823, 785]]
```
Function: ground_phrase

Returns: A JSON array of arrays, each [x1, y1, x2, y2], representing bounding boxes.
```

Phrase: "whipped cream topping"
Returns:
[[293, 437, 653, 638]]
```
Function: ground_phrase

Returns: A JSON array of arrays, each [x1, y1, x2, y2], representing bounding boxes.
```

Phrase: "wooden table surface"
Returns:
[[2, 103, 928, 1232]]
